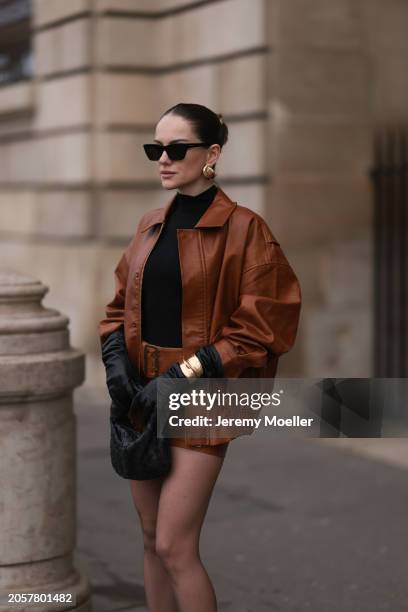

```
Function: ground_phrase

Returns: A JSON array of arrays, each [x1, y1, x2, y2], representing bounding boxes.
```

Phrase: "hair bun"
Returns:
[[160, 103, 228, 148]]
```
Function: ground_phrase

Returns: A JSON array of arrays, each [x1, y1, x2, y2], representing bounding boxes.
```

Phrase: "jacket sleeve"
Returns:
[[212, 218, 302, 378], [98, 243, 132, 346]]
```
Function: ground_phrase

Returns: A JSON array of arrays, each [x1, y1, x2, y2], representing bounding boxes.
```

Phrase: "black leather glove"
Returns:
[[101, 326, 142, 417], [130, 361, 186, 421], [130, 344, 224, 421], [194, 344, 224, 378]]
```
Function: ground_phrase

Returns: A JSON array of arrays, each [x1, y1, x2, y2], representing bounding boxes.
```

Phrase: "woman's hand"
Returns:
[[129, 344, 224, 421], [101, 326, 142, 414], [130, 361, 185, 420]]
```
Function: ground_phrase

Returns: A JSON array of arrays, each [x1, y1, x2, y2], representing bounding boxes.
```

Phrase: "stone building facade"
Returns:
[[0, 0, 407, 386]]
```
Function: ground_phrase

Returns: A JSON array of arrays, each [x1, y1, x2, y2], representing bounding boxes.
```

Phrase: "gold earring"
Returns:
[[202, 164, 216, 179]]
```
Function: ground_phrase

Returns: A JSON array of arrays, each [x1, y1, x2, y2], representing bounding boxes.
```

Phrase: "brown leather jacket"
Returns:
[[99, 186, 301, 386]]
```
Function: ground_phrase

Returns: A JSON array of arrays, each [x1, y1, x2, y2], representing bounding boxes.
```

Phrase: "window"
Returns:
[[369, 124, 408, 377], [0, 0, 32, 85]]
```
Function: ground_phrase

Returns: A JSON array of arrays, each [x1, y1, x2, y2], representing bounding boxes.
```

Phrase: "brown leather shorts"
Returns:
[[132, 339, 229, 458]]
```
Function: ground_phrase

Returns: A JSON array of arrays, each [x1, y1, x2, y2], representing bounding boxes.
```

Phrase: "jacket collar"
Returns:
[[140, 187, 237, 232]]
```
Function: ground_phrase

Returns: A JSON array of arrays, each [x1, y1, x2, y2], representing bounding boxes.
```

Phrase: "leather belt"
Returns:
[[140, 339, 185, 378]]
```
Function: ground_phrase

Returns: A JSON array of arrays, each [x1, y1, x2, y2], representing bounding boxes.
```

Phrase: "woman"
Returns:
[[99, 103, 302, 611]]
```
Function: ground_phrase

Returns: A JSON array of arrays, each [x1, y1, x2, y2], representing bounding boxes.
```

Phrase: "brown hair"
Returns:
[[160, 102, 229, 149]]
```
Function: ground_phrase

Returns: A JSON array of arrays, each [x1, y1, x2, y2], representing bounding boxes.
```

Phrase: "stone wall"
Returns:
[[265, 0, 408, 377], [0, 0, 407, 384]]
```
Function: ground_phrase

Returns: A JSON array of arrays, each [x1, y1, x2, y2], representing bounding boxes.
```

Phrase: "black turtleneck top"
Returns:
[[141, 183, 218, 347]]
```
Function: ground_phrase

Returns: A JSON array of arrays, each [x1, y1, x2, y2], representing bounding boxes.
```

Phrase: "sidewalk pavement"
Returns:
[[73, 386, 408, 612]]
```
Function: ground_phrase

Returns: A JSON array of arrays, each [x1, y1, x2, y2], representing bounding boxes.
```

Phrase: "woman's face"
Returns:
[[153, 113, 220, 192]]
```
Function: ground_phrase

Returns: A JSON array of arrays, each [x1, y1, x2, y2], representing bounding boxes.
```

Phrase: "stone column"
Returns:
[[0, 271, 91, 611]]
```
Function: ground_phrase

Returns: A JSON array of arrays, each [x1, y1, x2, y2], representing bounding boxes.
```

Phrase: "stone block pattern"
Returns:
[[2, 0, 405, 382]]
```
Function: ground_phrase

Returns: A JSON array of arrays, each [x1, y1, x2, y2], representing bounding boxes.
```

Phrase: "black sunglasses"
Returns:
[[143, 142, 212, 161]]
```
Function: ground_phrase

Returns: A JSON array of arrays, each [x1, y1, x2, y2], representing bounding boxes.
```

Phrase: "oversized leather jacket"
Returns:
[[98, 186, 301, 382]]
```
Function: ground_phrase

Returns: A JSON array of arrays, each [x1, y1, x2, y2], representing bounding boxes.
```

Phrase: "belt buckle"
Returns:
[[144, 343, 160, 377]]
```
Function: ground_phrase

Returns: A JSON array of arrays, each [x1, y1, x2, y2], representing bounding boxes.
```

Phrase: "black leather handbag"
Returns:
[[110, 405, 172, 480]]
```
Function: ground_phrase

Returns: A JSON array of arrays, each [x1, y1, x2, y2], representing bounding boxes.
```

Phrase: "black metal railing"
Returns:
[[0, 0, 32, 85], [370, 126, 408, 377]]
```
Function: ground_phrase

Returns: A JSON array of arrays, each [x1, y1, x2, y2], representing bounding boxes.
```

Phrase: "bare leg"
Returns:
[[129, 476, 178, 612], [155, 446, 226, 612]]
